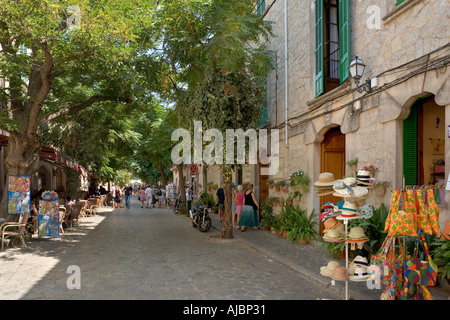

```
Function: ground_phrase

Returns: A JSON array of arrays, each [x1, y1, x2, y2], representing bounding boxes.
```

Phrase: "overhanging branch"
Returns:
[[38, 95, 132, 126]]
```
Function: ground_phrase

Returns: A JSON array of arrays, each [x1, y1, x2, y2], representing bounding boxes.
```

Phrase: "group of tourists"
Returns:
[[107, 183, 167, 209], [216, 183, 259, 232], [139, 184, 167, 209]]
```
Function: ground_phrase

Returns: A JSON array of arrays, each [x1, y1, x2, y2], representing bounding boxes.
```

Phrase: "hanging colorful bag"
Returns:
[[381, 236, 404, 300], [404, 231, 438, 286], [369, 235, 392, 285]]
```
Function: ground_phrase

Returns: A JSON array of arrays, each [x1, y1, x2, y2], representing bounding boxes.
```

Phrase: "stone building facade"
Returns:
[[240, 0, 450, 232]]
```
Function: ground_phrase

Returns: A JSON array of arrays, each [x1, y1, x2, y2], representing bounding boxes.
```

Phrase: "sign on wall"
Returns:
[[7, 175, 31, 215]]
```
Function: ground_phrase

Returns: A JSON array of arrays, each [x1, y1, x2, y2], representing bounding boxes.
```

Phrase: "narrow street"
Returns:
[[0, 197, 341, 300]]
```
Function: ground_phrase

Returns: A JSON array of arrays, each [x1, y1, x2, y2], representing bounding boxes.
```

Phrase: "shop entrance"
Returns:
[[320, 126, 345, 235], [403, 94, 445, 187]]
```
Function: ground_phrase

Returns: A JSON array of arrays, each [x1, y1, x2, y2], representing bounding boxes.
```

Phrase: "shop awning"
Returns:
[[0, 134, 88, 178]]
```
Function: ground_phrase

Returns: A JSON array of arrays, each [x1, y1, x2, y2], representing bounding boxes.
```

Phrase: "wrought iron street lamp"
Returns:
[[349, 56, 372, 93]]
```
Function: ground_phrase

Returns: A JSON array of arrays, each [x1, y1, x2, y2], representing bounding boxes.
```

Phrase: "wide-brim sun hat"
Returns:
[[348, 266, 370, 281], [337, 201, 359, 218], [331, 266, 349, 281], [320, 261, 340, 277], [323, 217, 341, 233], [323, 228, 344, 240], [314, 172, 336, 187], [347, 226, 367, 239]]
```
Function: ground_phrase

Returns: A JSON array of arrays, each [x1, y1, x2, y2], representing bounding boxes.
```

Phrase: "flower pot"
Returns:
[[349, 164, 357, 173], [286, 199, 293, 205], [264, 226, 271, 231], [375, 187, 386, 197], [282, 186, 289, 193], [282, 231, 288, 238], [279, 200, 284, 207], [275, 186, 281, 192], [297, 237, 308, 245]]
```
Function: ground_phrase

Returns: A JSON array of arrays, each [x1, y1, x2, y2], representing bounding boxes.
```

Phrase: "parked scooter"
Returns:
[[189, 203, 212, 232]]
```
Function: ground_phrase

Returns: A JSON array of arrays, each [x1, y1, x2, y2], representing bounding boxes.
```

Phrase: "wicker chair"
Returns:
[[66, 202, 82, 228], [59, 207, 66, 234], [79, 200, 88, 218], [1, 211, 30, 250]]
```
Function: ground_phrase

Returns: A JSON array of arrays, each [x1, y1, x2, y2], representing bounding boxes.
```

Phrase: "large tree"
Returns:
[[0, 0, 158, 219], [155, 0, 275, 238]]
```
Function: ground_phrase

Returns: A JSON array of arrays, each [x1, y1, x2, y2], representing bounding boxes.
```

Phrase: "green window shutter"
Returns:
[[403, 105, 418, 186], [396, 0, 406, 5], [256, 0, 265, 15], [259, 78, 268, 127], [314, 0, 324, 97], [338, 0, 350, 83]]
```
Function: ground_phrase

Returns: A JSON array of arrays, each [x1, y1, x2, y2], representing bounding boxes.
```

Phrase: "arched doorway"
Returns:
[[320, 126, 345, 235], [403, 94, 445, 187]]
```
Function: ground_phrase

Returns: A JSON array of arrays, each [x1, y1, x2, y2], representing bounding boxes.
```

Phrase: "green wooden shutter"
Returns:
[[338, 0, 350, 83], [256, 0, 265, 15], [259, 78, 268, 127], [315, 0, 324, 97], [403, 105, 418, 186], [396, 0, 406, 5]]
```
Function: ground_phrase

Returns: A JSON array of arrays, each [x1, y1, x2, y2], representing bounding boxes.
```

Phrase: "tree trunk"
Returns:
[[220, 164, 233, 239], [177, 163, 186, 215], [0, 131, 41, 220], [157, 160, 167, 187]]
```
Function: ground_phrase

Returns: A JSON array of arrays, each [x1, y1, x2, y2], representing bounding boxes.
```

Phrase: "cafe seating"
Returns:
[[1, 211, 30, 251], [66, 202, 82, 228]]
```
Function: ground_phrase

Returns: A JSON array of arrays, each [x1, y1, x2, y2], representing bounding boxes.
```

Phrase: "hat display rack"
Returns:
[[316, 173, 372, 300]]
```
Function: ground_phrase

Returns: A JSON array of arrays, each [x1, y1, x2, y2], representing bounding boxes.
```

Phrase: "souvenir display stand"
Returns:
[[316, 172, 372, 300]]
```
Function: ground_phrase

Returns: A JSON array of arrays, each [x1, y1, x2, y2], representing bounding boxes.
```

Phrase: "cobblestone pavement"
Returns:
[[0, 198, 342, 300]]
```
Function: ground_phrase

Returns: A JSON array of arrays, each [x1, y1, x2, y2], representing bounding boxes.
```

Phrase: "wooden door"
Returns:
[[258, 162, 269, 221], [320, 127, 345, 235]]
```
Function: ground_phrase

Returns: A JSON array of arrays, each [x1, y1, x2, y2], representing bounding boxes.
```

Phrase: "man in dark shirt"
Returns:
[[124, 184, 133, 209], [216, 184, 225, 222]]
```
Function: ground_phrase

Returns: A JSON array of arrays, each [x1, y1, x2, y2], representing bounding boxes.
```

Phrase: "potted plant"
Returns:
[[346, 157, 358, 173], [362, 165, 379, 177], [431, 237, 450, 286], [289, 169, 310, 196], [286, 208, 318, 244], [274, 181, 282, 192], [286, 193, 295, 205], [321, 240, 347, 259], [372, 181, 390, 197], [267, 179, 275, 189], [274, 204, 295, 237], [279, 197, 285, 207], [260, 200, 275, 231]]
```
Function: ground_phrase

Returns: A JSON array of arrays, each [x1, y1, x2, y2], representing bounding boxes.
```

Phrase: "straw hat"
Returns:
[[323, 228, 344, 241], [323, 217, 340, 233], [331, 266, 349, 281], [314, 172, 336, 187], [356, 170, 375, 186], [349, 266, 370, 282], [320, 261, 340, 277], [351, 255, 369, 267], [333, 180, 368, 198], [347, 226, 367, 239], [338, 201, 359, 218]]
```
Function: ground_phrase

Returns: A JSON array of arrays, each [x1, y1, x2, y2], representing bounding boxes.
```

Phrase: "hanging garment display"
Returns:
[[416, 189, 433, 235], [425, 189, 441, 237]]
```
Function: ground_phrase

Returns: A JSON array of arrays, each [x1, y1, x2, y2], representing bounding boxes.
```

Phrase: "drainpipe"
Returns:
[[284, 0, 289, 148]]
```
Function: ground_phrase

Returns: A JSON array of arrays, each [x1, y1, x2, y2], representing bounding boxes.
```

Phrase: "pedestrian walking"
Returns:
[[139, 186, 146, 208], [231, 184, 237, 227], [216, 183, 225, 222], [124, 184, 132, 209], [111, 183, 117, 208], [234, 185, 245, 229], [145, 185, 152, 209], [159, 186, 166, 208], [237, 184, 259, 231], [116, 186, 122, 208], [152, 185, 157, 208]]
